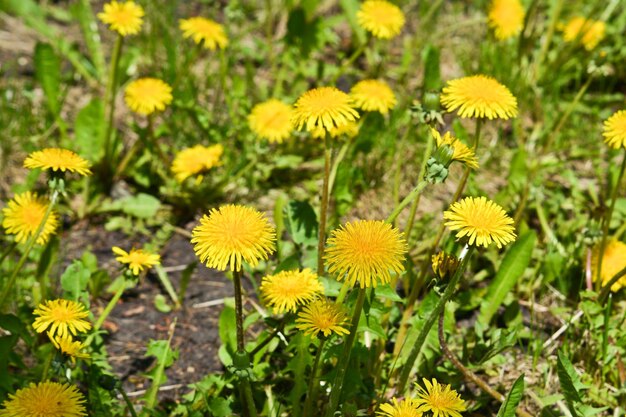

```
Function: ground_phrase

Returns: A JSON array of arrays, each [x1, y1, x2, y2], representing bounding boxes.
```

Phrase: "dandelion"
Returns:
[[430, 128, 479, 169], [248, 99, 294, 144], [112, 246, 161, 275], [591, 240, 626, 292], [488, 0, 525, 40], [32, 299, 92, 338], [0, 381, 86, 417], [49, 333, 90, 363], [350, 79, 397, 115], [171, 144, 224, 182], [191, 205, 276, 271], [325, 220, 407, 288], [414, 378, 466, 417], [292, 87, 359, 134], [24, 148, 92, 176], [124, 78, 173, 115], [440, 75, 518, 120], [260, 269, 324, 314], [602, 110, 626, 150], [179, 17, 228, 50], [97, 1, 144, 36], [2, 192, 59, 245], [311, 121, 360, 140], [562, 17, 605, 51], [431, 252, 460, 281], [357, 0, 405, 40], [296, 299, 350, 337], [378, 398, 422, 417], [443, 196, 516, 248]]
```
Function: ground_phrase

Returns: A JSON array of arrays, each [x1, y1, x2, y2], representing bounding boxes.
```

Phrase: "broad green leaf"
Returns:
[[218, 300, 237, 353], [74, 98, 105, 161], [34, 42, 61, 115], [478, 230, 536, 325], [496, 374, 525, 417], [375, 284, 403, 302], [60, 261, 91, 301], [70, 0, 105, 79], [153, 294, 172, 313], [284, 200, 318, 247], [143, 336, 178, 410], [556, 351, 582, 416]]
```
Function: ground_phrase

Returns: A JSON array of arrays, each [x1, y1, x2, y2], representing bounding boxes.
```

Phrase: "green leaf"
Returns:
[[121, 193, 162, 219], [70, 0, 105, 79], [34, 42, 61, 115], [422, 45, 441, 92], [154, 294, 172, 313], [284, 200, 318, 247], [556, 351, 583, 416], [60, 261, 91, 301], [218, 300, 237, 353], [375, 284, 403, 302], [496, 374, 525, 417], [478, 230, 536, 325], [74, 98, 105, 161], [208, 397, 233, 417], [143, 336, 178, 410]]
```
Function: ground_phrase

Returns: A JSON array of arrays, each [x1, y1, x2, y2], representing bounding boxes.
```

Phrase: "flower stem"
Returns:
[[102, 34, 124, 177], [85, 280, 130, 346], [302, 338, 327, 417], [0, 189, 59, 311], [386, 180, 429, 225], [317, 136, 332, 276], [405, 128, 435, 240], [324, 288, 366, 417], [117, 386, 139, 417]]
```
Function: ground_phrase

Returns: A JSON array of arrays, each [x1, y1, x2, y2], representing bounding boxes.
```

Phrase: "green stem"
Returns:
[[534, 0, 564, 81], [598, 265, 626, 304], [117, 386, 139, 417], [102, 34, 124, 173], [324, 288, 366, 417], [0, 189, 59, 311], [386, 180, 430, 224], [392, 128, 413, 225], [335, 282, 350, 305], [396, 245, 475, 393], [328, 140, 350, 194], [317, 136, 332, 276], [405, 127, 435, 240], [86, 280, 129, 345], [302, 338, 327, 417]]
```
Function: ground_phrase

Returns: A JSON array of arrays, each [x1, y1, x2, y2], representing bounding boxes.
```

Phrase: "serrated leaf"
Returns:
[[556, 351, 582, 416], [496, 374, 525, 417], [34, 42, 61, 115], [208, 397, 233, 417], [60, 261, 91, 301], [74, 98, 104, 161]]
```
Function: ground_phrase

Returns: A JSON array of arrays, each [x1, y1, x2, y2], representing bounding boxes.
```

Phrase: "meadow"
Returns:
[[0, 0, 625, 416]]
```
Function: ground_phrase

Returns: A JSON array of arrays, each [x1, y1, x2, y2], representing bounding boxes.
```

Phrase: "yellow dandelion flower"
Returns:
[[357, 0, 406, 40], [378, 398, 422, 417], [292, 87, 359, 134], [2, 192, 59, 245], [350, 79, 397, 115], [179, 17, 228, 50], [33, 299, 91, 338], [191, 205, 276, 271], [296, 299, 350, 337], [591, 240, 626, 292], [112, 246, 161, 276], [0, 381, 86, 417], [171, 144, 224, 183], [444, 196, 516, 248], [488, 0, 525, 40], [325, 220, 407, 288], [124, 78, 173, 115], [49, 333, 90, 363], [414, 378, 466, 417], [248, 99, 294, 144], [562, 17, 605, 51], [602, 110, 626, 150], [430, 128, 479, 169], [311, 121, 360, 140], [260, 269, 325, 314], [24, 148, 92, 176], [97, 1, 144, 36], [440, 75, 518, 120]]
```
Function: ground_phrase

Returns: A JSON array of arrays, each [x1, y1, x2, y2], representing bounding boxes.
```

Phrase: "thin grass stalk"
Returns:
[[317, 135, 332, 276], [405, 127, 435, 237], [392, 127, 413, 224], [386, 180, 429, 225], [84, 279, 129, 347], [117, 386, 139, 417], [302, 338, 327, 417], [102, 34, 124, 174]]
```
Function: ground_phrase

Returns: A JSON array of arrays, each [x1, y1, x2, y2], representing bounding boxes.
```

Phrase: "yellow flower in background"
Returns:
[[260, 269, 324, 314], [191, 205, 276, 271], [591, 240, 626, 292], [112, 246, 161, 275], [350, 79, 397, 115], [311, 121, 360, 140], [440, 75, 518, 120], [488, 0, 525, 40], [414, 378, 466, 417], [0, 381, 86, 417], [430, 128, 479, 169], [49, 333, 90, 363], [292, 87, 359, 134], [248, 99, 294, 144], [24, 148, 92, 176], [171, 144, 224, 182], [296, 299, 350, 337], [179, 17, 228, 50], [2, 192, 59, 245], [444, 196, 516, 248], [325, 220, 407, 288], [33, 299, 91, 338], [378, 398, 422, 417], [602, 110, 626, 150], [97, 1, 144, 36], [562, 17, 605, 51], [357, 0, 405, 39], [124, 78, 173, 115]]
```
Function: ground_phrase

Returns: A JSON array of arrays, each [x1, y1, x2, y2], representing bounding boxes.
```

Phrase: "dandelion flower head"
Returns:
[[24, 148, 92, 176], [350, 79, 397, 115], [444, 196, 516, 248], [248, 99, 294, 144], [2, 192, 59, 245], [112, 246, 161, 275], [292, 87, 359, 134], [414, 378, 466, 417], [378, 398, 422, 417], [488, 0, 525, 40], [325, 220, 407, 288], [98, 1, 144, 36], [171, 144, 224, 183], [357, 1, 405, 39], [0, 381, 86, 417], [602, 110, 626, 150], [49, 333, 90, 363], [191, 205, 276, 271], [563, 17, 605, 51], [32, 299, 91, 338], [179, 17, 228, 50], [430, 128, 479, 169], [124, 78, 173, 115], [591, 240, 626, 292], [260, 269, 324, 314], [440, 75, 518, 120], [296, 299, 350, 338]]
